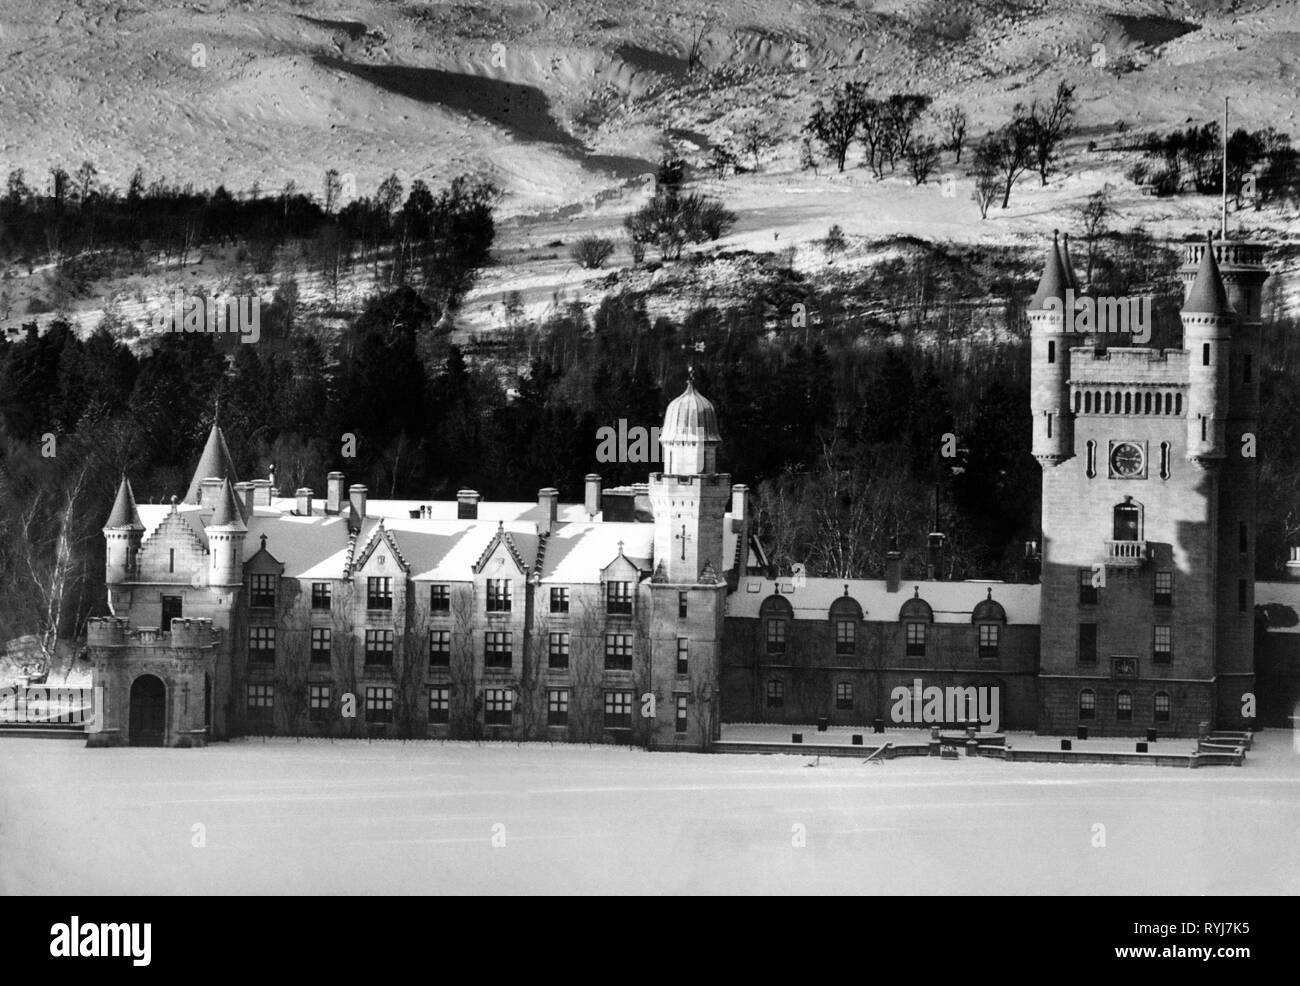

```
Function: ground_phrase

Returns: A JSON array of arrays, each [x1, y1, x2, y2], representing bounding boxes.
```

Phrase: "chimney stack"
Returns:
[[538, 488, 559, 536], [199, 477, 224, 512], [349, 484, 367, 521], [296, 487, 314, 516], [457, 489, 480, 520], [885, 536, 902, 593], [927, 532, 945, 580], [326, 472, 345, 515], [234, 481, 256, 516], [731, 484, 748, 525], [584, 474, 601, 519]]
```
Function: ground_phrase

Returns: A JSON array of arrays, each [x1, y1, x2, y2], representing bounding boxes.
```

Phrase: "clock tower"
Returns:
[[1034, 232, 1267, 736]]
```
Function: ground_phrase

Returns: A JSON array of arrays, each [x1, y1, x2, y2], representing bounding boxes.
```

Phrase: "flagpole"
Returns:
[[1221, 96, 1228, 240]]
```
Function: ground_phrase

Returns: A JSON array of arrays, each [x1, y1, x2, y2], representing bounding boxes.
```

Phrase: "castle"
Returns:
[[89, 232, 1300, 747]]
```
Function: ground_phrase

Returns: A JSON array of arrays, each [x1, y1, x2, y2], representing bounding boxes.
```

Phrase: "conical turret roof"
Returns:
[[209, 478, 246, 530], [1182, 235, 1234, 317], [184, 423, 239, 504], [1029, 232, 1069, 310], [105, 477, 144, 530]]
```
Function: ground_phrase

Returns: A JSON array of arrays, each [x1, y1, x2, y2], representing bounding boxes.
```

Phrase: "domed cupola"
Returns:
[[661, 370, 721, 475]]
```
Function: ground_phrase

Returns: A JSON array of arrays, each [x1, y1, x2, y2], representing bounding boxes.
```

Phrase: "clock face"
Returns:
[[1110, 442, 1145, 478]]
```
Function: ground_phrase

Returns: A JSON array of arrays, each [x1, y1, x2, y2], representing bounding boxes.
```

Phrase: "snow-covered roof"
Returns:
[[539, 522, 654, 582], [727, 577, 1041, 624]]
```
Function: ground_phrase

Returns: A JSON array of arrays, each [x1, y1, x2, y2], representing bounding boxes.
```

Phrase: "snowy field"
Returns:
[[3, 733, 1299, 895]]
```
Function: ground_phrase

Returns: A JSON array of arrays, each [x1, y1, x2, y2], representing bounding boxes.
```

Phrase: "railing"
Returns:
[[1105, 540, 1148, 565]]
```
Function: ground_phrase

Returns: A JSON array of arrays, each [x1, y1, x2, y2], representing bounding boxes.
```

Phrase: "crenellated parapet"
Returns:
[[87, 616, 220, 651]]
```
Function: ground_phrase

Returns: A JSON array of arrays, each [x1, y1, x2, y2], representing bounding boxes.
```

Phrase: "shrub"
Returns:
[[570, 235, 616, 269]]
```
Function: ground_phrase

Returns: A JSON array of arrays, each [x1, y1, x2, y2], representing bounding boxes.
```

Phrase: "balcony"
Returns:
[[1104, 540, 1148, 567]]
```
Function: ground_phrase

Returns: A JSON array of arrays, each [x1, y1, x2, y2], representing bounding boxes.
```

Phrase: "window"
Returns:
[[1239, 522, 1248, 555], [676, 638, 689, 675], [1046, 413, 1053, 439], [905, 622, 926, 657], [1114, 502, 1140, 541], [364, 629, 394, 666], [430, 584, 450, 613], [1154, 692, 1170, 723], [766, 680, 785, 709], [978, 624, 999, 660], [1155, 571, 1172, 607], [1086, 440, 1097, 479], [678, 591, 688, 619], [835, 682, 854, 710], [428, 687, 450, 724], [309, 685, 330, 722], [1244, 354, 1253, 383], [605, 633, 633, 671], [1116, 690, 1133, 721], [1159, 442, 1170, 480], [1153, 625, 1172, 664], [485, 689, 514, 726], [310, 627, 331, 664], [367, 577, 392, 610], [766, 618, 787, 655], [835, 620, 855, 656], [365, 686, 394, 724], [429, 630, 451, 667], [485, 631, 513, 669], [1078, 623, 1097, 663], [247, 684, 273, 720], [1079, 689, 1096, 720], [161, 595, 182, 627], [604, 690, 632, 729], [1079, 567, 1099, 606], [549, 587, 569, 614], [1239, 579, 1248, 613], [250, 574, 276, 608], [548, 632, 570, 669], [1201, 416, 1208, 442], [1047, 339, 1056, 363], [248, 626, 275, 662], [1203, 343, 1210, 366], [311, 582, 331, 610], [169, 548, 175, 574], [486, 579, 512, 613], [547, 689, 569, 727], [675, 694, 688, 733], [606, 580, 633, 615]]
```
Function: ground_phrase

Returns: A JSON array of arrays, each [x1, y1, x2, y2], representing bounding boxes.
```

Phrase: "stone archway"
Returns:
[[129, 674, 166, 746]]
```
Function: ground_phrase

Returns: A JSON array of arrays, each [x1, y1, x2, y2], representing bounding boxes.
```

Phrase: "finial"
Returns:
[[687, 364, 695, 387], [843, 583, 849, 596], [987, 587, 993, 599], [170, 494, 178, 512], [260, 533, 267, 548], [1052, 228, 1059, 242], [617, 539, 624, 555], [913, 585, 919, 597]]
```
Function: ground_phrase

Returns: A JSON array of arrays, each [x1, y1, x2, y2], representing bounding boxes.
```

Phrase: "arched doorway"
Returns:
[[129, 675, 166, 746]]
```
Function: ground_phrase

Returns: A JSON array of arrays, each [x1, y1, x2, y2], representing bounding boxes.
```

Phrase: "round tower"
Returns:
[[207, 479, 247, 585], [1028, 232, 1075, 466], [1181, 233, 1234, 464], [103, 477, 144, 584]]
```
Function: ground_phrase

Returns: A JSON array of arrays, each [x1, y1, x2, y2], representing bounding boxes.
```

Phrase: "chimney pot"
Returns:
[[457, 489, 480, 520], [584, 474, 601, 519], [326, 472, 345, 515], [348, 484, 367, 521], [538, 487, 559, 535], [296, 487, 314, 516]]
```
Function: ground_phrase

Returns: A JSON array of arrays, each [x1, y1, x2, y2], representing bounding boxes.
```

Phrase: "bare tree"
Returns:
[[1028, 82, 1076, 186], [1075, 187, 1111, 284], [807, 83, 866, 172], [905, 136, 941, 185], [940, 106, 967, 164], [739, 119, 772, 172], [449, 585, 481, 740], [976, 111, 1035, 209]]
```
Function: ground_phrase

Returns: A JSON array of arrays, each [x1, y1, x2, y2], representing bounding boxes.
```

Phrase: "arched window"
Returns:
[[1104, 392, 1112, 413], [1116, 690, 1133, 721], [1124, 392, 1132, 414], [1079, 689, 1096, 720], [900, 591, 933, 658], [1113, 499, 1141, 541], [829, 596, 862, 658], [1084, 391, 1092, 414], [1175, 393, 1182, 415], [760, 596, 793, 657], [1144, 392, 1152, 414], [1154, 691, 1170, 723], [973, 590, 1006, 661]]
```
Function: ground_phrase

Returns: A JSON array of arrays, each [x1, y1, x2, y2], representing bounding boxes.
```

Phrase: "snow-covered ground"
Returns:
[[2, 732, 1297, 894]]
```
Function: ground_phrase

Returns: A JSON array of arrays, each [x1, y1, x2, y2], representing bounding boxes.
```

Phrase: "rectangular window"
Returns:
[[365, 686, 394, 723], [978, 624, 999, 659], [1203, 342, 1210, 366], [605, 633, 633, 671], [308, 685, 330, 723], [678, 591, 688, 619], [1154, 571, 1173, 607], [430, 584, 450, 613], [364, 629, 394, 666], [486, 579, 512, 613], [766, 680, 785, 709], [485, 689, 514, 726], [1238, 578, 1248, 613], [311, 582, 331, 610], [367, 577, 392, 610], [549, 587, 569, 614], [606, 580, 633, 615], [1079, 691, 1095, 720], [485, 631, 513, 669], [547, 689, 569, 727], [1078, 567, 1099, 606], [835, 620, 855, 656], [1153, 625, 1172, 664], [604, 690, 633, 729], [429, 629, 451, 667], [1244, 354, 1253, 383], [248, 626, 275, 661], [905, 622, 926, 657], [1116, 692, 1133, 721], [1047, 339, 1056, 364], [250, 574, 276, 608], [835, 682, 854, 710], [1047, 412, 1053, 439], [1239, 522, 1248, 555], [1078, 623, 1097, 663], [310, 627, 331, 664], [1154, 692, 1170, 723], [676, 638, 689, 676], [169, 548, 175, 574], [428, 687, 450, 724], [246, 684, 273, 720], [675, 694, 688, 733], [548, 632, 570, 670], [766, 618, 786, 654]]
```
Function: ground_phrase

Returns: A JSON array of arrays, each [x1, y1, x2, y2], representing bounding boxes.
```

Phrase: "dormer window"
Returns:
[[605, 580, 632, 615], [250, 574, 276, 608], [487, 579, 512, 613]]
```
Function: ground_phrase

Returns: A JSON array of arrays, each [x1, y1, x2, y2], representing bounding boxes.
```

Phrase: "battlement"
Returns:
[[1068, 347, 1189, 387], [87, 616, 220, 650]]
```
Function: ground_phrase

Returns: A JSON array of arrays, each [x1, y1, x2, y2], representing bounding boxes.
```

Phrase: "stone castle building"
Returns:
[[90, 232, 1300, 747]]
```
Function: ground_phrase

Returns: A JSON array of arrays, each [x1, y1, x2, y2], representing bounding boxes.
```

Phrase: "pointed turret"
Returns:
[[1182, 234, 1234, 316], [105, 477, 144, 530], [1182, 234, 1234, 463], [184, 423, 239, 504], [209, 478, 246, 531], [1029, 231, 1069, 310], [1028, 232, 1075, 466], [207, 479, 247, 586]]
